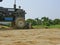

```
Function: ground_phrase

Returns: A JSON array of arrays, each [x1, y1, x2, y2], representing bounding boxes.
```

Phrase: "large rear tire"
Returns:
[[15, 17, 25, 29]]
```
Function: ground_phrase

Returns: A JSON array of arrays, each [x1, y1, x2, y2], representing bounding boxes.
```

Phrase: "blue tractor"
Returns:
[[0, 0, 32, 29]]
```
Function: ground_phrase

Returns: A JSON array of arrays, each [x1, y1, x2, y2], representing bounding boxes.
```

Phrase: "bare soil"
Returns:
[[0, 29, 60, 45]]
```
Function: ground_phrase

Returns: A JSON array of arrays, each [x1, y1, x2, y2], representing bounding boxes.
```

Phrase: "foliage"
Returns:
[[26, 17, 60, 28], [53, 19, 60, 25]]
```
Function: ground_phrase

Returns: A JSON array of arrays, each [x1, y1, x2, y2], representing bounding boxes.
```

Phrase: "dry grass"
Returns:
[[0, 29, 60, 45]]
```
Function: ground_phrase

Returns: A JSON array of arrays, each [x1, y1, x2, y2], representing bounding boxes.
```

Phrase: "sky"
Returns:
[[0, 0, 60, 19]]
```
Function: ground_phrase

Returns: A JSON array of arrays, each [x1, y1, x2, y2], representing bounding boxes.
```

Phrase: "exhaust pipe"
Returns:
[[14, 0, 16, 11]]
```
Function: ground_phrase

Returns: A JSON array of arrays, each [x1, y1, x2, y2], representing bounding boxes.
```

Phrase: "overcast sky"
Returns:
[[0, 0, 60, 19]]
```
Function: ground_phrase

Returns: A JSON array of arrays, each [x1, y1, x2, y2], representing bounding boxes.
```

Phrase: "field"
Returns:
[[0, 29, 60, 45]]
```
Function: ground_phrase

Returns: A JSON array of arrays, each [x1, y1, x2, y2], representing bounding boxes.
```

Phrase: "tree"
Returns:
[[53, 19, 60, 25], [35, 18, 42, 25], [41, 17, 50, 26], [48, 19, 54, 25]]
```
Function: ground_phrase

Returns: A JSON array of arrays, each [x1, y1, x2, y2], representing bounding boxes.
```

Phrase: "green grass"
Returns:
[[33, 25, 46, 29], [49, 25, 60, 28], [33, 25, 60, 29]]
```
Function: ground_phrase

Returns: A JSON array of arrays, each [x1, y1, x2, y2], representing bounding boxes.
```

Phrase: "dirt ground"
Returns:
[[0, 29, 60, 45]]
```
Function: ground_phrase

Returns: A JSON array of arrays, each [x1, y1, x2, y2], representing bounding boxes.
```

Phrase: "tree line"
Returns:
[[26, 17, 60, 26]]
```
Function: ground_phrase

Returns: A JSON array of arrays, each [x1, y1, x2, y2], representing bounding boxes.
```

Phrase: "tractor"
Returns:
[[0, 0, 32, 29]]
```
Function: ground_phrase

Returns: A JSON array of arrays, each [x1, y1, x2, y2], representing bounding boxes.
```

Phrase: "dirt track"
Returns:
[[0, 29, 60, 45]]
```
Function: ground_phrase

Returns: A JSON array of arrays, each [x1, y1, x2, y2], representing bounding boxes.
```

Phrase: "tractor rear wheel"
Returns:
[[15, 17, 25, 29]]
